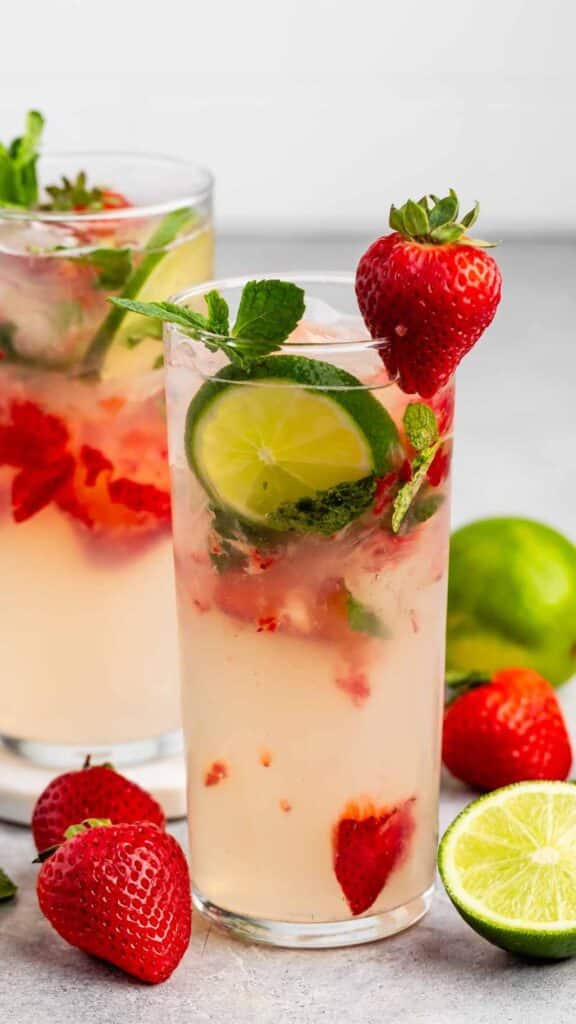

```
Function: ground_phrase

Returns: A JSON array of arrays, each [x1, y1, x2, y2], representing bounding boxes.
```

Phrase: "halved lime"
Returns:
[[448, 517, 576, 687], [439, 781, 576, 959], [101, 230, 213, 379], [185, 355, 399, 527]]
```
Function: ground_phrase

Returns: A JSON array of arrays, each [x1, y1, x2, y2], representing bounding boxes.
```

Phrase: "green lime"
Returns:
[[439, 781, 576, 959], [447, 517, 576, 686], [185, 355, 399, 527], [102, 231, 213, 378]]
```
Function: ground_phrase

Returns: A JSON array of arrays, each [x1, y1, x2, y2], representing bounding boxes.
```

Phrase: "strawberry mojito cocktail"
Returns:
[[117, 192, 501, 945], [0, 112, 213, 763]]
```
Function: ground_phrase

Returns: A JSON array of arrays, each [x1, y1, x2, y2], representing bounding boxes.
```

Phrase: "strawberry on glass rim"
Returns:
[[42, 170, 133, 242], [355, 190, 502, 396]]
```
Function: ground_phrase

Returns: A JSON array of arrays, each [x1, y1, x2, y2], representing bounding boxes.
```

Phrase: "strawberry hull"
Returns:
[[165, 276, 453, 942]]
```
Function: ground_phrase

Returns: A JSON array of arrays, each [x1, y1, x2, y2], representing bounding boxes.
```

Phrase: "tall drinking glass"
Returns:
[[0, 154, 213, 765], [165, 273, 453, 947]]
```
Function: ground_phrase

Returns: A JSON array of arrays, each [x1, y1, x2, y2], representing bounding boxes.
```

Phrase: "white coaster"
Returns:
[[0, 745, 187, 825]]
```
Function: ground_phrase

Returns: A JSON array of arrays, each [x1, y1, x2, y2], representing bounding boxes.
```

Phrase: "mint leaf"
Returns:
[[345, 590, 386, 639], [391, 444, 440, 534], [75, 248, 132, 290], [0, 110, 44, 208], [0, 867, 17, 902], [403, 402, 438, 451], [233, 280, 305, 343], [268, 476, 376, 536], [205, 290, 230, 335], [111, 298, 208, 333]]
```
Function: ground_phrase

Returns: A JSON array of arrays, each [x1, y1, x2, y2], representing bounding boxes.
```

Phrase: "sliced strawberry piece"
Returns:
[[57, 444, 170, 535], [333, 798, 415, 915], [0, 400, 69, 469], [108, 477, 170, 522], [12, 455, 75, 522]]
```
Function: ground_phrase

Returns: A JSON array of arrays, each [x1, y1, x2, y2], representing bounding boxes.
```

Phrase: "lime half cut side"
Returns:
[[185, 355, 399, 526], [439, 781, 576, 959]]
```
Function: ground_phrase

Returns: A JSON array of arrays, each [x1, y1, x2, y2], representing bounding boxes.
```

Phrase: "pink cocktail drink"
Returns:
[[0, 130, 213, 764], [163, 274, 453, 945]]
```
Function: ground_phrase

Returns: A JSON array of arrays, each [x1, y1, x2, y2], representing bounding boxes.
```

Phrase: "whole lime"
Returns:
[[447, 517, 576, 686]]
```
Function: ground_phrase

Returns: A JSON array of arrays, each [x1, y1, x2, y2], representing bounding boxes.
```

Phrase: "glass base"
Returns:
[[0, 728, 184, 768], [192, 884, 434, 949]]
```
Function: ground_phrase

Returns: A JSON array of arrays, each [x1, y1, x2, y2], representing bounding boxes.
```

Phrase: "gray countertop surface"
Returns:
[[1, 237, 575, 1023]]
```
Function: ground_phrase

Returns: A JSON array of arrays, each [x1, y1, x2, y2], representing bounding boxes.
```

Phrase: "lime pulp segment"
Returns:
[[439, 781, 576, 959]]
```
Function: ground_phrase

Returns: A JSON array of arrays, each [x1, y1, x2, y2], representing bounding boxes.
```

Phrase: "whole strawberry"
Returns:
[[37, 820, 191, 983], [442, 668, 572, 791], [355, 191, 502, 396], [32, 757, 165, 853]]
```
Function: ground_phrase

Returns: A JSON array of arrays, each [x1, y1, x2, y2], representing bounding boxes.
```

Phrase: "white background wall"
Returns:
[[1, 0, 575, 236]]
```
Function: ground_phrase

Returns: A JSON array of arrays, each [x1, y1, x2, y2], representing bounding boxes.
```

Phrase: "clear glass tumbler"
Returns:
[[165, 273, 453, 947], [0, 153, 213, 765]]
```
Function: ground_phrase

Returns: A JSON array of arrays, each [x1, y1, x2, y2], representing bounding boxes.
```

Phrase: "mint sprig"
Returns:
[[111, 279, 306, 370], [0, 110, 44, 209], [392, 402, 444, 533], [0, 867, 17, 902]]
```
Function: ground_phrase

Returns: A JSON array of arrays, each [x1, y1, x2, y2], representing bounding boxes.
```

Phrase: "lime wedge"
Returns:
[[439, 781, 576, 959], [185, 355, 399, 527], [102, 230, 213, 379]]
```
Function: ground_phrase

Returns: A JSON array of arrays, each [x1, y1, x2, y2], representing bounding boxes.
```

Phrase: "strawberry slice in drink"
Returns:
[[333, 798, 415, 915]]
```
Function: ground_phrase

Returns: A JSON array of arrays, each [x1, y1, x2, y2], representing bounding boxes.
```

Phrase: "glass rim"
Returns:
[[168, 270, 392, 357], [0, 150, 214, 224]]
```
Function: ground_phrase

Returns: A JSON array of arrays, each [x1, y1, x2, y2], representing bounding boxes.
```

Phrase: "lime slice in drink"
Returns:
[[101, 230, 213, 379], [185, 355, 399, 527], [439, 781, 576, 959]]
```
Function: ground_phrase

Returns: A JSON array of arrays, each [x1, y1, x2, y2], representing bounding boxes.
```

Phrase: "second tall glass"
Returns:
[[0, 153, 213, 765], [165, 273, 453, 947]]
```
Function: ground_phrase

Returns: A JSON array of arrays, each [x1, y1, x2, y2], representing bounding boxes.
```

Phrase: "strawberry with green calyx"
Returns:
[[42, 170, 131, 214], [442, 668, 573, 791], [355, 190, 502, 397], [37, 819, 191, 984], [333, 798, 415, 915], [31, 755, 165, 853]]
